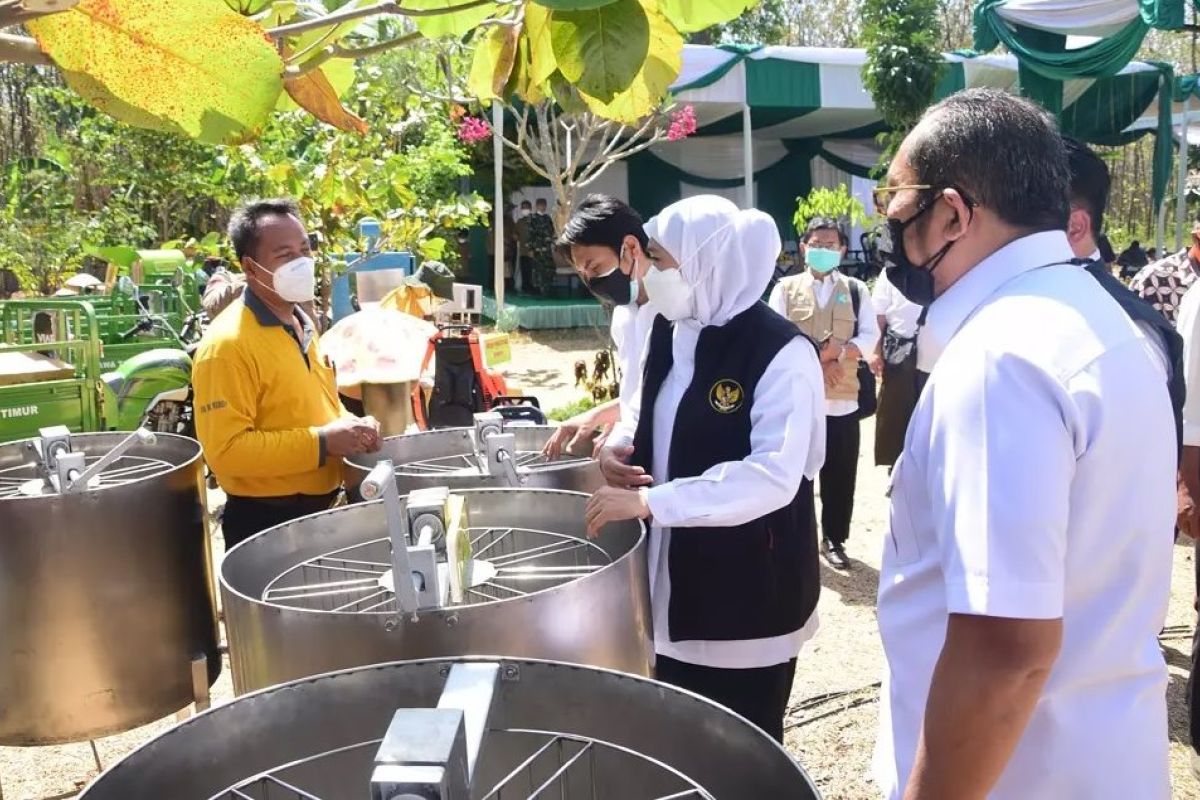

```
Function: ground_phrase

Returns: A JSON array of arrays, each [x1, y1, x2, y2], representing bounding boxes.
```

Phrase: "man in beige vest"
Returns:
[[769, 216, 879, 570]]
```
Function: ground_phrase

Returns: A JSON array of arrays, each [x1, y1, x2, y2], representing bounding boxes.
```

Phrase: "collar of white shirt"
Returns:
[[922, 230, 1075, 364]]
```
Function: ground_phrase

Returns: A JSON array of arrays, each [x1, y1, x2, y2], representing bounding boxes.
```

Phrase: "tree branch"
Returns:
[[0, 32, 50, 66], [0, 0, 78, 30], [268, 0, 497, 39], [499, 129, 554, 181], [287, 31, 424, 76]]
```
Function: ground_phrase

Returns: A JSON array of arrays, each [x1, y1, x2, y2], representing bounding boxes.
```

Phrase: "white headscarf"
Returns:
[[645, 195, 781, 327]]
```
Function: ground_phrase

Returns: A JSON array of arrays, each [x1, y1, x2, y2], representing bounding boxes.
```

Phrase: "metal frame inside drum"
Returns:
[[343, 427, 604, 494], [221, 489, 652, 694], [0, 432, 220, 745], [78, 658, 822, 799]]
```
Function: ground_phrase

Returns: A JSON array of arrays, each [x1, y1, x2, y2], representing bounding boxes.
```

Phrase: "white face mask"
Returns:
[[643, 264, 693, 321], [254, 256, 316, 303]]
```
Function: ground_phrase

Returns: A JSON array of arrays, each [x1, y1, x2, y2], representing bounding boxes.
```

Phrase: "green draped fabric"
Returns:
[[974, 1, 1148, 81], [971, 1, 1177, 206], [627, 146, 818, 234], [671, 44, 763, 93]]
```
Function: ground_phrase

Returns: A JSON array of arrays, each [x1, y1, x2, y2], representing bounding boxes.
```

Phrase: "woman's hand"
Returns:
[[585, 486, 651, 538], [542, 412, 602, 460], [597, 445, 654, 489]]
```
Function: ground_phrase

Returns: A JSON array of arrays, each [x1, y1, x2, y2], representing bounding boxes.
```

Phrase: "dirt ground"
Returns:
[[3, 327, 1199, 799]]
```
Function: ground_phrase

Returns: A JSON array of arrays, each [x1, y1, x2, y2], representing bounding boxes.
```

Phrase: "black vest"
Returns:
[[1084, 260, 1185, 462], [631, 302, 821, 642]]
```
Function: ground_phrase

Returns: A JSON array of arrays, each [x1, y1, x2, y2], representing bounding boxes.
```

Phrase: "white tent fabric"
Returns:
[[991, 0, 1141, 37]]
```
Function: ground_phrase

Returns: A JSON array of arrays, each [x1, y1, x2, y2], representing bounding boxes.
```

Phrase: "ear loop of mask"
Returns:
[[245, 258, 286, 302], [923, 195, 975, 277]]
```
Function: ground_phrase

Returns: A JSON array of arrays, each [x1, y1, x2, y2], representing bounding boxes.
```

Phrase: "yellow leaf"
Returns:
[[284, 63, 368, 134], [468, 23, 520, 102], [580, 0, 680, 124], [508, 32, 547, 105], [27, 0, 283, 144], [523, 3, 557, 88]]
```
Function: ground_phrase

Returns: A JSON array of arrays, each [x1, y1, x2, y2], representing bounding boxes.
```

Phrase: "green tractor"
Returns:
[[0, 300, 195, 443]]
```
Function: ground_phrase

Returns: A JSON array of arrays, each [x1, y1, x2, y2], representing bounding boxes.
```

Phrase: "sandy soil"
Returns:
[[2, 328, 1198, 799]]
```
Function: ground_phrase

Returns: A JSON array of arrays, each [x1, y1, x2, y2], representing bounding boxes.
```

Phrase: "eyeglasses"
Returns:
[[872, 183, 933, 210]]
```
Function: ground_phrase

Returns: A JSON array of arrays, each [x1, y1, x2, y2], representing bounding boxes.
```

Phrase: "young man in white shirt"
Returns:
[[768, 218, 880, 570], [873, 89, 1174, 799], [543, 195, 655, 459]]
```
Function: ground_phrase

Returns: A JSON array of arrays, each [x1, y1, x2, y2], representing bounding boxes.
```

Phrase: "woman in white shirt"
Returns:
[[585, 195, 826, 741]]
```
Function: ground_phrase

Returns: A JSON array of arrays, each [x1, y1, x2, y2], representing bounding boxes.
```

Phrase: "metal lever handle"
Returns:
[[362, 460, 421, 621], [494, 449, 525, 488], [64, 428, 156, 493]]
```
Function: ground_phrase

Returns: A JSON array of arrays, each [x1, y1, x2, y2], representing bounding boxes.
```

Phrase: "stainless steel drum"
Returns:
[[221, 484, 651, 694], [79, 657, 822, 799], [0, 429, 219, 745], [344, 415, 603, 495]]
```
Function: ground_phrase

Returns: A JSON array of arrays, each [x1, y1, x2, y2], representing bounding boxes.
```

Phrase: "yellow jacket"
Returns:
[[193, 290, 344, 497]]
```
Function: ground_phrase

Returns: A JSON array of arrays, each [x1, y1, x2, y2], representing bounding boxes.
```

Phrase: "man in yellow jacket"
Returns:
[[193, 199, 381, 550]]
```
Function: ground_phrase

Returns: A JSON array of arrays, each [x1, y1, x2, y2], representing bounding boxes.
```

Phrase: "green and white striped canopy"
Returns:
[[621, 44, 1179, 235]]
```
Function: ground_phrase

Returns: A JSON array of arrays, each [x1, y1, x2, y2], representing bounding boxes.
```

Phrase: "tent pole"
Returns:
[[1157, 198, 1168, 256], [1178, 98, 1192, 251], [492, 100, 505, 309], [742, 102, 753, 209]]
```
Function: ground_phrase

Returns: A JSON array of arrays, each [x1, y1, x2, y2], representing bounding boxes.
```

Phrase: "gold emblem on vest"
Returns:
[[709, 379, 744, 414]]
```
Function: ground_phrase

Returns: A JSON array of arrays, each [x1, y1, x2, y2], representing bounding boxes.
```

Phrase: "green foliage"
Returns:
[[550, 0, 650, 102], [861, 0, 944, 157], [703, 0, 789, 44], [794, 185, 868, 237], [28, 0, 284, 144], [548, 395, 599, 421], [237, 53, 490, 264], [659, 0, 757, 33], [464, 0, 731, 124], [0, 45, 488, 290]]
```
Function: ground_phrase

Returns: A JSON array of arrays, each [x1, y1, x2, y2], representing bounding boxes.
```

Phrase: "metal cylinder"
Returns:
[[221, 489, 652, 694], [79, 657, 821, 799], [344, 427, 603, 495], [0, 432, 219, 745]]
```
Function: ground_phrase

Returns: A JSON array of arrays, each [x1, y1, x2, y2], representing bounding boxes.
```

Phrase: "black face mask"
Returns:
[[585, 250, 634, 306], [878, 193, 965, 307]]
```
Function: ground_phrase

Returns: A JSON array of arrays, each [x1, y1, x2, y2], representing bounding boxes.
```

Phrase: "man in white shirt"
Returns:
[[869, 270, 925, 468], [768, 217, 880, 570], [1176, 280, 1200, 782], [543, 195, 656, 459], [874, 89, 1174, 799]]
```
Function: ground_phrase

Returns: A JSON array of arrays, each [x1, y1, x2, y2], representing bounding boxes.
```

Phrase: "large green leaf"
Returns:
[[403, 0, 505, 37], [531, 0, 618, 8], [657, 0, 755, 33], [580, 0, 680, 123], [28, 0, 283, 145], [224, 0, 274, 13], [547, 71, 590, 114], [550, 0, 648, 103]]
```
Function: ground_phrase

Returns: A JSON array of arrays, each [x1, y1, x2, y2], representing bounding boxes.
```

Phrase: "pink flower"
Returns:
[[458, 117, 492, 144], [666, 105, 697, 142]]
